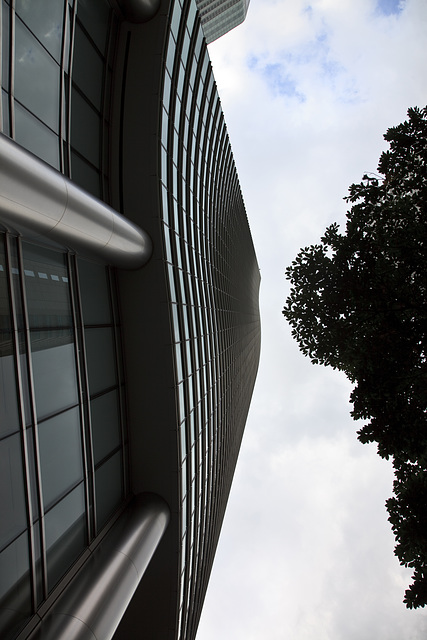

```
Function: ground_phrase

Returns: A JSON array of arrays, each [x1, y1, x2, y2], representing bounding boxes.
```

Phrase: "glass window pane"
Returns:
[[15, 0, 64, 62], [0, 342, 20, 437], [70, 88, 100, 168], [2, 89, 10, 136], [0, 433, 27, 549], [84, 327, 116, 396], [0, 237, 20, 437], [70, 151, 101, 199], [14, 102, 59, 169], [31, 333, 79, 419], [95, 451, 123, 529], [0, 532, 32, 640], [15, 18, 60, 132], [77, 259, 112, 325], [76, 0, 110, 54], [91, 390, 121, 465], [44, 483, 86, 591], [72, 23, 103, 110], [38, 407, 83, 510], [2, 2, 10, 90], [23, 244, 72, 330]]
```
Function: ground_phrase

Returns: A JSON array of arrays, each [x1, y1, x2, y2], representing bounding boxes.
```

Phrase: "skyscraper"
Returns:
[[197, 0, 251, 44], [0, 1, 260, 639]]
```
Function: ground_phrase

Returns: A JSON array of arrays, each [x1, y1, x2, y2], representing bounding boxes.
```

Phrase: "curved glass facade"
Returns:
[[0, 3, 129, 637], [160, 1, 260, 637], [0, 0, 259, 638], [0, 235, 128, 640], [1, 0, 117, 200]]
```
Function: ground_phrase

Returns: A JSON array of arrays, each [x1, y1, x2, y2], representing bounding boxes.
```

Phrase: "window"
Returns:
[[0, 235, 127, 639]]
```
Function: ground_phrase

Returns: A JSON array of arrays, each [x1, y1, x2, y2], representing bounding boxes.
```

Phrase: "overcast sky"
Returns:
[[196, 0, 427, 638]]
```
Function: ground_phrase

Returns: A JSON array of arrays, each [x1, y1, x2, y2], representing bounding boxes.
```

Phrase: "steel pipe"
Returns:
[[0, 134, 152, 269], [30, 493, 170, 640]]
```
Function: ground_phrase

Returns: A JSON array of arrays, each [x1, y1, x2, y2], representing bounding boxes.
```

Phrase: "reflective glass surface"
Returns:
[[0, 238, 20, 437], [0, 531, 31, 640], [0, 0, 128, 632], [15, 18, 60, 132], [14, 102, 60, 169], [76, 0, 110, 53], [77, 259, 112, 325], [38, 407, 84, 509], [44, 483, 86, 590], [0, 235, 127, 637], [0, 433, 27, 550], [160, 1, 261, 636], [31, 336, 78, 419], [91, 390, 121, 465], [95, 451, 123, 529], [15, 0, 65, 62], [84, 327, 117, 395], [70, 88, 101, 168], [73, 23, 104, 110]]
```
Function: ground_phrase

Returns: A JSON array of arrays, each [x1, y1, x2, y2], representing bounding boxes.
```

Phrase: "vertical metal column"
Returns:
[[5, 233, 37, 612], [15, 237, 49, 601], [69, 255, 98, 539], [67, 253, 95, 544]]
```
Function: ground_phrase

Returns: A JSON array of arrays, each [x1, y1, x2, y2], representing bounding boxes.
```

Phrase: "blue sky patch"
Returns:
[[376, 0, 404, 16], [263, 63, 305, 101]]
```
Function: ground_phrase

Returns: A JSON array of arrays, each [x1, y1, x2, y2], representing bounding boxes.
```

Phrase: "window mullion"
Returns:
[[69, 254, 97, 539], [67, 253, 95, 542], [15, 236, 48, 602], [107, 267, 129, 498], [5, 233, 37, 612]]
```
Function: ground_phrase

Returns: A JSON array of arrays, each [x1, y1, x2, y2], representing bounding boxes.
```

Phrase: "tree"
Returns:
[[282, 106, 427, 608]]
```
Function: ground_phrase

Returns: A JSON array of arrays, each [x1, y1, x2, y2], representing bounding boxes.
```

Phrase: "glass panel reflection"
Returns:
[[76, 0, 110, 54], [0, 532, 31, 640], [95, 452, 123, 529], [23, 244, 72, 330], [77, 259, 112, 325], [73, 23, 103, 110], [23, 244, 78, 419], [70, 88, 101, 168], [14, 103, 59, 169], [44, 483, 86, 590], [31, 333, 78, 419], [91, 390, 120, 465], [0, 236, 20, 437], [38, 407, 84, 510], [70, 150, 101, 199], [15, 18, 60, 132], [15, 0, 64, 62], [84, 327, 117, 396], [0, 433, 27, 550]]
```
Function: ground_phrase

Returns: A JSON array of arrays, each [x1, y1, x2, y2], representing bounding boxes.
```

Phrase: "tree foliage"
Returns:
[[283, 106, 427, 608]]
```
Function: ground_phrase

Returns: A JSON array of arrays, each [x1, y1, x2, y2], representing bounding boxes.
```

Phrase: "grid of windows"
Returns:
[[160, 1, 261, 637], [196, 0, 249, 43], [0, 234, 128, 640], [1, 0, 117, 201]]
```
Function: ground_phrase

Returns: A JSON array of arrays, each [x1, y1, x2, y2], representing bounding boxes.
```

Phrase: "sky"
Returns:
[[196, 0, 427, 638]]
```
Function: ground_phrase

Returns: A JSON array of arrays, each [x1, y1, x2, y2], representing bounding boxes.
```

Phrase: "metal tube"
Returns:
[[30, 493, 170, 640], [0, 134, 152, 269]]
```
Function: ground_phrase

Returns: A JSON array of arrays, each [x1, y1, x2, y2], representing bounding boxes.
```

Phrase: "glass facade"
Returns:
[[160, 1, 260, 637], [0, 235, 128, 640], [1, 0, 117, 200], [0, 0, 260, 638], [196, 0, 250, 43]]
